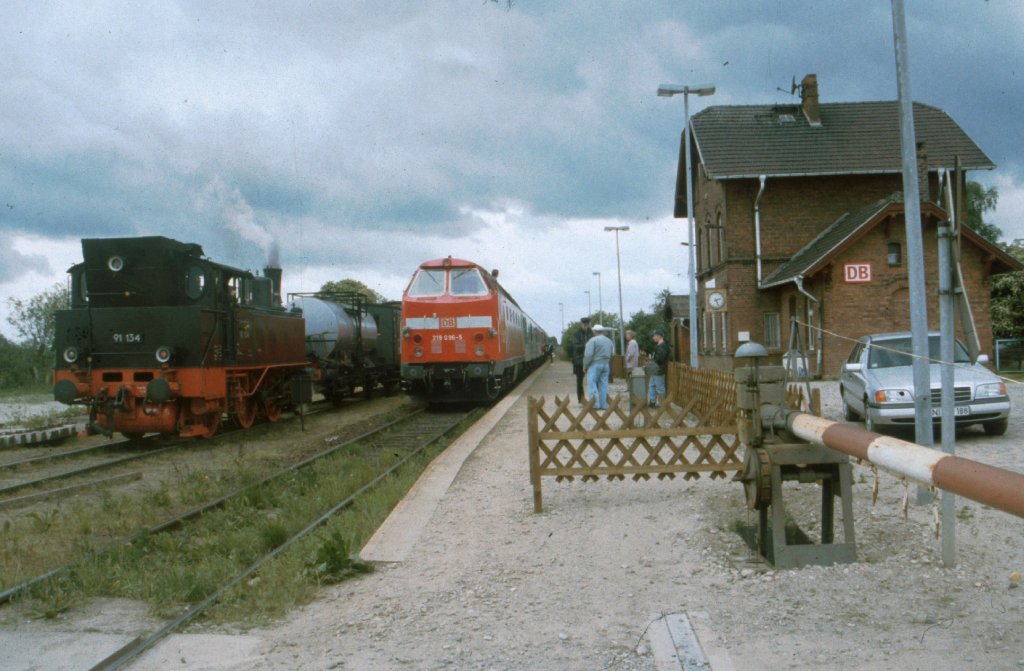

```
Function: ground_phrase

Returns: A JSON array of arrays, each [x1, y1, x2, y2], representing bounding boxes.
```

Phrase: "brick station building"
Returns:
[[672, 74, 1021, 376]]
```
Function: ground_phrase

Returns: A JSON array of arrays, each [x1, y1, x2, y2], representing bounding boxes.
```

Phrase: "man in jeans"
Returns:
[[647, 328, 670, 408], [583, 324, 614, 409]]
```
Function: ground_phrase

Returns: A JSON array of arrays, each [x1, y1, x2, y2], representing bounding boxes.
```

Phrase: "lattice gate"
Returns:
[[527, 394, 741, 512]]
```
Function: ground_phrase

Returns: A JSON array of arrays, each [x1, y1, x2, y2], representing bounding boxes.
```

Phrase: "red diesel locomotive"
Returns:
[[400, 256, 548, 401]]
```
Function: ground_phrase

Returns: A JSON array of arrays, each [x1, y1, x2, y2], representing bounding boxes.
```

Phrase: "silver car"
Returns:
[[839, 332, 1010, 436]]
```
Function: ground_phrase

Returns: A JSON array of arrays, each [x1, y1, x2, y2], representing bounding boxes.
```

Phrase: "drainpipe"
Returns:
[[794, 275, 822, 376], [754, 175, 767, 286]]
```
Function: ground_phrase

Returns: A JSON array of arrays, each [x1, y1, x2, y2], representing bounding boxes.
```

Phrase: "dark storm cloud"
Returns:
[[1, 0, 1023, 334]]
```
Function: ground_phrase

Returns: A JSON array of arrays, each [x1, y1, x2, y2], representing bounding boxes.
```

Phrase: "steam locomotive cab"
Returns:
[[53, 236, 306, 439]]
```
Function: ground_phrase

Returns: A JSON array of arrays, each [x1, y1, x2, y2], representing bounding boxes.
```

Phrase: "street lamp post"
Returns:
[[658, 83, 716, 368], [593, 272, 603, 318], [584, 290, 591, 317], [559, 302, 564, 334], [604, 225, 629, 356]]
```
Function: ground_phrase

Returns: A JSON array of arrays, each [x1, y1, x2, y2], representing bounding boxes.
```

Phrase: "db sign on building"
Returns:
[[844, 263, 872, 283]]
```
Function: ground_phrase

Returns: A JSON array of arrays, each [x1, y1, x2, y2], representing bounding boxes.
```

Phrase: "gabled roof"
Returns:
[[760, 193, 1022, 289], [692, 101, 994, 179]]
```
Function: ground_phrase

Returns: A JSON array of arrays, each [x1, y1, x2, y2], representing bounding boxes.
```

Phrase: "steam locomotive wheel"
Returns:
[[201, 411, 221, 438], [260, 399, 282, 423], [739, 447, 772, 511], [234, 396, 258, 429]]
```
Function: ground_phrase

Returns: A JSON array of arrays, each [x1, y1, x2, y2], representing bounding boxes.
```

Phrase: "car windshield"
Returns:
[[407, 269, 446, 297], [867, 336, 971, 369]]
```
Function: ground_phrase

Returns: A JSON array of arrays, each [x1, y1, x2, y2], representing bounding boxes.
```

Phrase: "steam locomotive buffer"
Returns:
[[52, 236, 308, 439]]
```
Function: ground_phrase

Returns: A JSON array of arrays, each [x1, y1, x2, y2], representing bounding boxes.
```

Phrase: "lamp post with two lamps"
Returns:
[[604, 225, 629, 356], [658, 82, 715, 368]]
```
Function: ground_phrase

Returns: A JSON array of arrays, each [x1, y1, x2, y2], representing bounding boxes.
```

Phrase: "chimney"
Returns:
[[916, 142, 930, 201], [801, 74, 821, 127], [264, 265, 283, 306]]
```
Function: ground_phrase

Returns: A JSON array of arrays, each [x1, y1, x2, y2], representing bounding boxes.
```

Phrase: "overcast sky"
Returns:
[[2, 1, 1022, 342]]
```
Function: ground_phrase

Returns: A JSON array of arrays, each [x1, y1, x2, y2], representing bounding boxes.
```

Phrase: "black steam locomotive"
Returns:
[[52, 236, 400, 439]]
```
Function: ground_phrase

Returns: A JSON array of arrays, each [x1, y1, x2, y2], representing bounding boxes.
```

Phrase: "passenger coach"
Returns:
[[400, 257, 548, 401]]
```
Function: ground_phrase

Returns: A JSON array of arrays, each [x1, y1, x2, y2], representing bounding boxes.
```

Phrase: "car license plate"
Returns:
[[930, 406, 969, 417]]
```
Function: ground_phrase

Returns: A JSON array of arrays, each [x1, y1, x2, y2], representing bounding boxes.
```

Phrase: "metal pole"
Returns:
[[593, 272, 603, 317], [891, 0, 934, 492], [605, 226, 630, 356], [684, 91, 699, 368], [585, 290, 591, 317], [938, 173, 957, 566], [559, 302, 564, 334], [658, 83, 714, 368], [614, 234, 625, 355]]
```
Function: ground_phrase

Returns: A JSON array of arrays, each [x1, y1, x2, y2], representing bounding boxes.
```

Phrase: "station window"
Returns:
[[763, 312, 781, 349], [887, 242, 902, 266]]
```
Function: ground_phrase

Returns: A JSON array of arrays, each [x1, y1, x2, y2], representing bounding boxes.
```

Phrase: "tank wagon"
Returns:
[[289, 292, 401, 405], [400, 256, 548, 402], [53, 236, 308, 439]]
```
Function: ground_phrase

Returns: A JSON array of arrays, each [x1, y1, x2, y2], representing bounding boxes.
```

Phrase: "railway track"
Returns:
[[0, 399, 338, 507], [2, 405, 477, 670]]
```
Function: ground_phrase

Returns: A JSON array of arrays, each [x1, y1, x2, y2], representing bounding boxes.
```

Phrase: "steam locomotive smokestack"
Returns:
[[265, 242, 282, 305]]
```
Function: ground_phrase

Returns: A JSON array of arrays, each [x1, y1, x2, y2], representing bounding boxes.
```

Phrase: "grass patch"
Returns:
[[13, 409, 480, 627]]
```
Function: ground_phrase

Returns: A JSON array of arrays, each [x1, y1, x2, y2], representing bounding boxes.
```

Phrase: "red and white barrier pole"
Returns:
[[762, 406, 1024, 519]]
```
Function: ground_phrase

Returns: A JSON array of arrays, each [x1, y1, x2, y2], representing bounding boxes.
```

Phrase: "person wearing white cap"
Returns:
[[582, 324, 614, 409]]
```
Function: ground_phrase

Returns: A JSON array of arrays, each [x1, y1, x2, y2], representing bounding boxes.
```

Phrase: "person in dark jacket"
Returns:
[[569, 317, 592, 403], [647, 328, 670, 407]]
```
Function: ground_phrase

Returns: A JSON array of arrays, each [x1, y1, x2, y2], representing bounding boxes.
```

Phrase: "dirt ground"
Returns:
[[2, 363, 1023, 670]]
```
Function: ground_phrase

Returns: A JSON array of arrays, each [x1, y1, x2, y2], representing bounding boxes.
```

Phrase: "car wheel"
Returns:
[[983, 418, 1008, 436]]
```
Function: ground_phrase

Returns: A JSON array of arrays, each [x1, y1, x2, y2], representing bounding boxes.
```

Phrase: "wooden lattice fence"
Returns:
[[666, 363, 737, 427], [527, 394, 741, 512]]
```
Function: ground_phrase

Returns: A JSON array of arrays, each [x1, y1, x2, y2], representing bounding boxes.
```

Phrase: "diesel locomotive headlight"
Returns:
[[107, 255, 125, 272], [155, 345, 173, 364], [475, 346, 485, 356], [402, 327, 411, 338], [487, 328, 497, 337], [414, 347, 423, 358], [63, 346, 79, 363]]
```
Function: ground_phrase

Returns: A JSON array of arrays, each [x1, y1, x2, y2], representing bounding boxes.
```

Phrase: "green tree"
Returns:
[[624, 288, 672, 356], [318, 279, 388, 303], [5, 283, 70, 354], [0, 335, 43, 389], [990, 239, 1024, 340], [964, 180, 1002, 244], [4, 283, 70, 386]]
